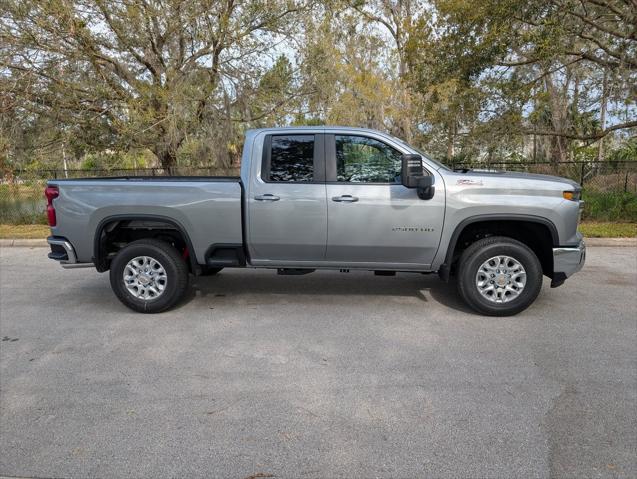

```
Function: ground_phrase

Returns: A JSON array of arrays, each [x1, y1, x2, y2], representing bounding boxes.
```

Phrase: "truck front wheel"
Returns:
[[109, 239, 190, 314], [456, 236, 543, 316]]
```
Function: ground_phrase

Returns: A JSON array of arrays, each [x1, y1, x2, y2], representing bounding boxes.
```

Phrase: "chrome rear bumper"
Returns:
[[47, 236, 77, 264], [551, 240, 586, 287], [47, 236, 93, 268]]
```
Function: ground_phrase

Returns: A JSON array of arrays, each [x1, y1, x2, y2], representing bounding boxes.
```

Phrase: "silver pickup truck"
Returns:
[[46, 127, 585, 315]]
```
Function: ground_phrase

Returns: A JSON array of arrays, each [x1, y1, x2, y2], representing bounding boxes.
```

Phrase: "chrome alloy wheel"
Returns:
[[475, 255, 526, 303], [123, 256, 167, 300]]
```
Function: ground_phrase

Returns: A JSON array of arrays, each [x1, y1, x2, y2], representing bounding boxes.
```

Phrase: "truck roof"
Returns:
[[246, 126, 390, 135]]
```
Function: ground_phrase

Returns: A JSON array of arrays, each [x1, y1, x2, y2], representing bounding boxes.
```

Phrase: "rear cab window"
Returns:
[[262, 135, 316, 182]]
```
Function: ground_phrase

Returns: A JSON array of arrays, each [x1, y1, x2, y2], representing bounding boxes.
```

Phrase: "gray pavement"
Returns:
[[1, 246, 636, 479]]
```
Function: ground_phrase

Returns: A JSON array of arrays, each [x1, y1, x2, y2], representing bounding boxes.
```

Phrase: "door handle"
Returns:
[[254, 194, 280, 201], [332, 195, 359, 203]]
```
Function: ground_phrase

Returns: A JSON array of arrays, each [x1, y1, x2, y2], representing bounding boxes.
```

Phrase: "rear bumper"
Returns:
[[551, 240, 586, 287], [47, 236, 94, 269], [47, 236, 77, 263]]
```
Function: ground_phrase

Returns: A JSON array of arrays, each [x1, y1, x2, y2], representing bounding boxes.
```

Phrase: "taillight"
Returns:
[[44, 186, 59, 226]]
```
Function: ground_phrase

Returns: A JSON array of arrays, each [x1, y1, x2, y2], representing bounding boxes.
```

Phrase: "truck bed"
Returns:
[[48, 177, 244, 265], [54, 176, 240, 182]]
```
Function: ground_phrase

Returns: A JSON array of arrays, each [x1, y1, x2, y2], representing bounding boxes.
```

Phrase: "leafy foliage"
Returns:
[[0, 0, 634, 170]]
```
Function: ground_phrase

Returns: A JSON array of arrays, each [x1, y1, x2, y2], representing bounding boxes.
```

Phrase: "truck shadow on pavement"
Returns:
[[185, 270, 476, 315]]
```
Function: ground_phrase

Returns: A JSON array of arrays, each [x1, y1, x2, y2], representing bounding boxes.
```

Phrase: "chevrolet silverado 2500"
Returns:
[[45, 127, 585, 315]]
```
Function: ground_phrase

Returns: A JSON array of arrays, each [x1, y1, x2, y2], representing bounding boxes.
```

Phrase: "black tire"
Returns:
[[109, 239, 190, 313], [457, 236, 543, 316]]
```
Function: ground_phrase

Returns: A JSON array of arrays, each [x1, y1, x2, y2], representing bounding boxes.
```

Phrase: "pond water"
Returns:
[[0, 195, 46, 224]]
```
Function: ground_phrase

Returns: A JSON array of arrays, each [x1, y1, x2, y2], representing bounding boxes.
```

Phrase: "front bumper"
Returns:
[[551, 240, 586, 287]]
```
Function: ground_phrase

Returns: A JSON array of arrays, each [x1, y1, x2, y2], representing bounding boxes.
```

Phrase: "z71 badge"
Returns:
[[456, 179, 483, 186]]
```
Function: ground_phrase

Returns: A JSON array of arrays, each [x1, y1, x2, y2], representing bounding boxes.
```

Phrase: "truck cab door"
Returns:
[[246, 133, 327, 264], [324, 133, 445, 269]]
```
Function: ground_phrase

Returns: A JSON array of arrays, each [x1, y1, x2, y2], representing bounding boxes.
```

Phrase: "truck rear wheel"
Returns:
[[456, 236, 543, 316], [109, 239, 189, 314]]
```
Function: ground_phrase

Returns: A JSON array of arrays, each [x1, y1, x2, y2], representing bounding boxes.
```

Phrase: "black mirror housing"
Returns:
[[401, 154, 435, 200], [401, 154, 423, 188], [416, 176, 435, 200], [417, 176, 434, 188]]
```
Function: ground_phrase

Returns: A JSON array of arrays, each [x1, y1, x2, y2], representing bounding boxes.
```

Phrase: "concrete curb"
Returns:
[[584, 237, 637, 247], [0, 238, 49, 247], [1, 237, 636, 248]]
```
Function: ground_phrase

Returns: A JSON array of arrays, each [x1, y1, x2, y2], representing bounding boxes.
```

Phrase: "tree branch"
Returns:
[[561, 4, 635, 40], [584, 0, 634, 23], [525, 120, 637, 140]]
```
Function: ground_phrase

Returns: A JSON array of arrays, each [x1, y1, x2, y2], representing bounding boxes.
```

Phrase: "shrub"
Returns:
[[582, 190, 637, 222]]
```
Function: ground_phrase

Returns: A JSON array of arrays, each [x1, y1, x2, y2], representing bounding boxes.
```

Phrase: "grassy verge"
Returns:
[[578, 222, 636, 238], [581, 191, 637, 223], [0, 224, 50, 239], [1, 222, 635, 240]]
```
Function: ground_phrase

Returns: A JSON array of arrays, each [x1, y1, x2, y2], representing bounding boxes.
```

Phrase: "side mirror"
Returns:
[[416, 176, 435, 200], [401, 154, 423, 188], [401, 154, 435, 200]]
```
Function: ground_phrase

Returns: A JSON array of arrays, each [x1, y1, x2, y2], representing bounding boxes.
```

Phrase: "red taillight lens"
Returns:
[[44, 186, 59, 227]]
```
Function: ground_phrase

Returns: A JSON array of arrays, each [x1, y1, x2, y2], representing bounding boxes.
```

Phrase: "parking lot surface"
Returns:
[[1, 246, 636, 479]]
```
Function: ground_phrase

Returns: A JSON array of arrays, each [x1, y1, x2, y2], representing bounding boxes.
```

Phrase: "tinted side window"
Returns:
[[335, 135, 402, 183], [268, 135, 314, 182]]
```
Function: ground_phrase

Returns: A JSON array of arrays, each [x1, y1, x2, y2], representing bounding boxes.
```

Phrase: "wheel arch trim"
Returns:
[[93, 214, 199, 274], [438, 214, 559, 281]]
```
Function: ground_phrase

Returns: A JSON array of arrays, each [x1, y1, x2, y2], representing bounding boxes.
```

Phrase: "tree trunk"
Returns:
[[597, 69, 608, 162], [551, 136, 567, 164], [446, 119, 456, 161], [154, 144, 178, 173], [62, 144, 68, 178], [570, 74, 579, 162], [397, 56, 412, 143], [543, 74, 570, 166]]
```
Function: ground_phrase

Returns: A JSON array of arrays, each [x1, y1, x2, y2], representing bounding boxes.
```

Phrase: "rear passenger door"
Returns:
[[247, 133, 328, 263]]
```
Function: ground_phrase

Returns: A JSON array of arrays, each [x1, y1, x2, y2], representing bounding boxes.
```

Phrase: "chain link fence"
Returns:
[[451, 160, 637, 222], [1, 162, 635, 224], [451, 160, 637, 192]]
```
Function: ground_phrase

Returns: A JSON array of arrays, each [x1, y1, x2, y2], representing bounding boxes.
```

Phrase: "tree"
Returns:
[[295, 4, 409, 133], [348, 0, 429, 141], [404, 0, 636, 162], [1, 0, 310, 169]]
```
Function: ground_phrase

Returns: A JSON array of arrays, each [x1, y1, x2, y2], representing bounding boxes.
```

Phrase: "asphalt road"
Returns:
[[1, 246, 636, 479]]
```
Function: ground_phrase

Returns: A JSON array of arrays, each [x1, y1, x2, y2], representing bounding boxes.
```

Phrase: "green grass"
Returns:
[[578, 222, 636, 238], [581, 191, 637, 222], [0, 224, 50, 239], [1, 222, 634, 240]]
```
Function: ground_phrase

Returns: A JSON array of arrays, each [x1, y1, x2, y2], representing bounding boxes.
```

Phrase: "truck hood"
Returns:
[[456, 169, 581, 190]]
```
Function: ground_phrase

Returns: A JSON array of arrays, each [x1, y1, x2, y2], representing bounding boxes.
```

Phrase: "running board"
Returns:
[[277, 268, 315, 275]]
